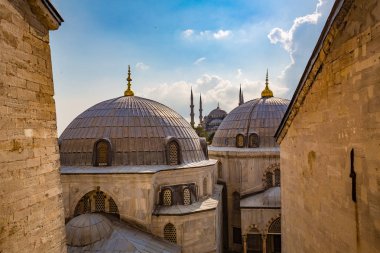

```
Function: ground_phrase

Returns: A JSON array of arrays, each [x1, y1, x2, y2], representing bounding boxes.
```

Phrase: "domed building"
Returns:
[[59, 67, 222, 253], [209, 71, 289, 253], [203, 104, 228, 137]]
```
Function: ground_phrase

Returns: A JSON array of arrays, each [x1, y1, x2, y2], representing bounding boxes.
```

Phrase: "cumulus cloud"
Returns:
[[193, 57, 206, 65], [268, 0, 326, 77], [142, 74, 288, 122], [182, 29, 194, 38], [135, 62, 149, 70], [182, 29, 232, 40], [213, 30, 231, 39]]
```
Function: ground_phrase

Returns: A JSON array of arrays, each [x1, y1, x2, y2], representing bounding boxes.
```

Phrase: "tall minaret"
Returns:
[[239, 84, 244, 105], [199, 93, 203, 126], [190, 87, 195, 128]]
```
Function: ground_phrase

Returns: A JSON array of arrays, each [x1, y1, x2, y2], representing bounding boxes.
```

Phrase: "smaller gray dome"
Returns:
[[66, 214, 113, 247], [208, 107, 227, 119], [209, 118, 223, 126]]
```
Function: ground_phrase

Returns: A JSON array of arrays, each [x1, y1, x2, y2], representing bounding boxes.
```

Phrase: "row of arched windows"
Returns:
[[160, 184, 197, 206], [92, 138, 182, 167], [74, 190, 119, 216], [236, 133, 260, 148]]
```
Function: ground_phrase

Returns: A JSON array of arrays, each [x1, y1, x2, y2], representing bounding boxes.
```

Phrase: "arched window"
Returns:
[[164, 223, 177, 244], [167, 141, 180, 165], [236, 134, 245, 148], [203, 178, 208, 196], [95, 191, 105, 212], [183, 188, 191, 205], [274, 169, 280, 186], [218, 161, 223, 179], [74, 195, 91, 216], [247, 228, 262, 253], [248, 133, 260, 148], [162, 189, 173, 206], [266, 172, 273, 188], [267, 217, 281, 253], [108, 197, 119, 213], [93, 139, 112, 166], [268, 217, 281, 234]]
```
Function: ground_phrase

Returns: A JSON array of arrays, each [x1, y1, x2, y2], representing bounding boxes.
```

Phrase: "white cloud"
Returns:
[[213, 30, 231, 40], [182, 29, 232, 41], [193, 57, 206, 65], [268, 0, 326, 77], [182, 29, 194, 38], [142, 74, 288, 121], [136, 62, 149, 70]]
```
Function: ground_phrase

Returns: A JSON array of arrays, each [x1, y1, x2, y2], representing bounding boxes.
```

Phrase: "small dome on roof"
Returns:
[[66, 213, 113, 247]]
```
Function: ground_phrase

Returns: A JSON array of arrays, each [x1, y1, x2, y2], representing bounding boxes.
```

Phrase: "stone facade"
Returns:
[[61, 162, 222, 253], [209, 148, 281, 252], [0, 0, 66, 252], [276, 0, 380, 252]]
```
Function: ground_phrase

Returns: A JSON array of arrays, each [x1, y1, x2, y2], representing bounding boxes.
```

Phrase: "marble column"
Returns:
[[243, 234, 247, 253], [262, 234, 267, 253]]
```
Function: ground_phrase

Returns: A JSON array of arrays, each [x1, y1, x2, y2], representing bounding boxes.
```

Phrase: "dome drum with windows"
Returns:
[[59, 66, 208, 166]]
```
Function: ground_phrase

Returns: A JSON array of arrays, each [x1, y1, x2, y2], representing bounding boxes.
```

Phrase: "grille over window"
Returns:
[[163, 189, 172, 206], [274, 169, 280, 186], [75, 196, 91, 216], [248, 133, 260, 148], [183, 188, 191, 205], [164, 223, 177, 243], [95, 191, 106, 212], [268, 217, 281, 234], [168, 141, 180, 165], [108, 197, 119, 213], [236, 134, 245, 148], [97, 141, 108, 165], [266, 172, 273, 188]]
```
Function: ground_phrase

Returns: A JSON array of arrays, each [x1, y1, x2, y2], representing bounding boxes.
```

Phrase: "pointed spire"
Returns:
[[190, 87, 195, 128], [261, 69, 273, 98], [239, 84, 244, 105], [124, 65, 134, 96], [217, 102, 220, 109], [199, 93, 203, 126]]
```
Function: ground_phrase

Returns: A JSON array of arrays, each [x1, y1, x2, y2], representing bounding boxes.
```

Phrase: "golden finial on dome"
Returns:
[[124, 65, 134, 96], [261, 69, 273, 98]]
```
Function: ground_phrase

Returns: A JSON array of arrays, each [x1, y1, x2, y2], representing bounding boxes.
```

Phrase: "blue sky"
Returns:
[[50, 0, 334, 134]]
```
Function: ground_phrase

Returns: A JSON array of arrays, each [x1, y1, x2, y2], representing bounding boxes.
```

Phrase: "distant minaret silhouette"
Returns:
[[239, 84, 244, 105], [190, 87, 195, 128], [199, 93, 203, 126]]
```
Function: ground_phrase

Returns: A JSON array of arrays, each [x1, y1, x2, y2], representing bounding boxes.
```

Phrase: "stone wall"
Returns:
[[279, 0, 380, 252], [0, 0, 66, 252], [209, 148, 280, 252]]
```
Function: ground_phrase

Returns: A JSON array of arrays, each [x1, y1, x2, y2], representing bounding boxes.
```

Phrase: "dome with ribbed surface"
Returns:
[[59, 96, 206, 166], [212, 97, 289, 148], [208, 107, 227, 119]]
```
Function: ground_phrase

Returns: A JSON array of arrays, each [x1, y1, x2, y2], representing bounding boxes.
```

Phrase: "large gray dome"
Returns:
[[212, 97, 289, 148], [59, 96, 206, 166]]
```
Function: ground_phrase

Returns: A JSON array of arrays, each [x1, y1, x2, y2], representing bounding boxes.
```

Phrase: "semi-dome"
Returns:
[[59, 67, 206, 166], [212, 75, 289, 148]]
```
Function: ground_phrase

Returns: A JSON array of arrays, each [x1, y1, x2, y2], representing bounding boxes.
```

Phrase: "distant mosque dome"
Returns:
[[207, 105, 227, 119], [212, 71, 290, 148], [59, 66, 207, 166]]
